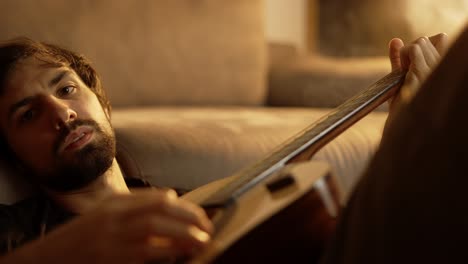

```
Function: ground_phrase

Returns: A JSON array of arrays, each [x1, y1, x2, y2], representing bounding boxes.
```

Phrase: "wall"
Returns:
[[318, 0, 468, 56], [264, 0, 308, 51], [264, 0, 467, 56]]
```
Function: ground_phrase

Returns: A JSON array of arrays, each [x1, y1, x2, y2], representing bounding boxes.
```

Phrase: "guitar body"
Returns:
[[182, 161, 343, 263]]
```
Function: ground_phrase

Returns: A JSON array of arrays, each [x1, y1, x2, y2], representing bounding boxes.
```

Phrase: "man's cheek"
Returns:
[[18, 140, 50, 164]]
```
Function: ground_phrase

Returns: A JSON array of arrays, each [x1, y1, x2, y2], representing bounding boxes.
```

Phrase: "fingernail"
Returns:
[[188, 226, 211, 243], [160, 188, 178, 199], [167, 189, 178, 199]]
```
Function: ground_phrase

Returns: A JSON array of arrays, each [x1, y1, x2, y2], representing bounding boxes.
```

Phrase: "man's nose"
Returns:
[[45, 97, 77, 130]]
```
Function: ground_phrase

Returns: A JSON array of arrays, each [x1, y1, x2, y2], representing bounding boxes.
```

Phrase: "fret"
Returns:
[[201, 70, 406, 208]]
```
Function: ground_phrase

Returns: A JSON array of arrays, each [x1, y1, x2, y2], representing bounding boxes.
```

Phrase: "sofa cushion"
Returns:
[[0, 0, 266, 107], [111, 107, 388, 200], [268, 54, 391, 109]]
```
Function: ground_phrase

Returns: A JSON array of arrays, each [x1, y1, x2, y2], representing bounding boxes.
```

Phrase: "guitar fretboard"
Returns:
[[201, 70, 406, 208]]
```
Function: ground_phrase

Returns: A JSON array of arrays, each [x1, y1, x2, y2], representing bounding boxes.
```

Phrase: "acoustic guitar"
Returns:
[[181, 70, 406, 263]]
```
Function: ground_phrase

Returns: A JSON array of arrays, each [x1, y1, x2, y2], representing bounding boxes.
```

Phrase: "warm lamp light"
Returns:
[[316, 0, 468, 57], [405, 0, 468, 40]]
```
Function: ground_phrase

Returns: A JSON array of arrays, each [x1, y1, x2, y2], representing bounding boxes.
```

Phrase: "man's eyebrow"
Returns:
[[7, 70, 71, 121], [48, 70, 71, 87], [8, 96, 34, 121]]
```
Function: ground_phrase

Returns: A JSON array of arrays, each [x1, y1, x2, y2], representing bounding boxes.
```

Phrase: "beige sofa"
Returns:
[[0, 0, 390, 205]]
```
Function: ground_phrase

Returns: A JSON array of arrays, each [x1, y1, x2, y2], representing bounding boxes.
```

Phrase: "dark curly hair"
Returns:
[[0, 37, 111, 114]]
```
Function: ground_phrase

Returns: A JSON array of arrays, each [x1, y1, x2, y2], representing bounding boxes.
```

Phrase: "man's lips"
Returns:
[[59, 126, 94, 153]]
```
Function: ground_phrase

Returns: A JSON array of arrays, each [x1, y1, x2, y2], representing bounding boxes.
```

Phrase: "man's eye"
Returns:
[[58, 86, 76, 96], [20, 109, 35, 123]]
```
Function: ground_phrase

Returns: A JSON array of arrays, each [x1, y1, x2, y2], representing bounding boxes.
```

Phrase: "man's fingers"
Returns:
[[415, 37, 439, 68], [115, 189, 176, 217], [388, 38, 405, 71], [118, 189, 213, 235], [407, 44, 431, 83], [86, 190, 213, 263], [155, 219, 210, 247], [429, 33, 449, 55], [161, 198, 213, 234], [129, 215, 211, 248]]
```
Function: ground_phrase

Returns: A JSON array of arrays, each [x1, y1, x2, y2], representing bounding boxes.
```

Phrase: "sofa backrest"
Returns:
[[0, 0, 267, 107]]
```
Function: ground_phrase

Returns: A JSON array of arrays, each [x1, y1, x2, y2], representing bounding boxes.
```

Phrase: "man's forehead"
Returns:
[[8, 57, 68, 83], [3, 58, 72, 97], [0, 57, 72, 118]]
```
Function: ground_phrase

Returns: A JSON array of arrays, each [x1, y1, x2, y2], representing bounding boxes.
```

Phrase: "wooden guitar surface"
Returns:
[[182, 161, 341, 263]]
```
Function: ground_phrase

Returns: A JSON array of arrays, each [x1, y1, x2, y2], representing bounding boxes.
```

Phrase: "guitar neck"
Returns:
[[201, 70, 406, 208]]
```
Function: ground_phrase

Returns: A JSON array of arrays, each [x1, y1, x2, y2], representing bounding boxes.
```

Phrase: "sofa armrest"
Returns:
[[267, 53, 392, 110]]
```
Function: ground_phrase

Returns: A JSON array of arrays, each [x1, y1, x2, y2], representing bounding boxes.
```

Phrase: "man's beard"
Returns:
[[41, 119, 116, 192]]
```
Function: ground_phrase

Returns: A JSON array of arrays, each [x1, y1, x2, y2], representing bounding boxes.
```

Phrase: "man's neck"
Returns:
[[46, 159, 130, 214]]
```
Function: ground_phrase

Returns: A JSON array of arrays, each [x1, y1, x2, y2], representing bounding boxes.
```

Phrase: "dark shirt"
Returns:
[[0, 177, 152, 255]]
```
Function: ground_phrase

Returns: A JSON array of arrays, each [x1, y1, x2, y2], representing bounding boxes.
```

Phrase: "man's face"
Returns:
[[0, 57, 115, 192]]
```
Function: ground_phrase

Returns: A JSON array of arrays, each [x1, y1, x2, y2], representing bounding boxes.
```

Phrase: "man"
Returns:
[[0, 39, 213, 263], [0, 31, 448, 263]]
